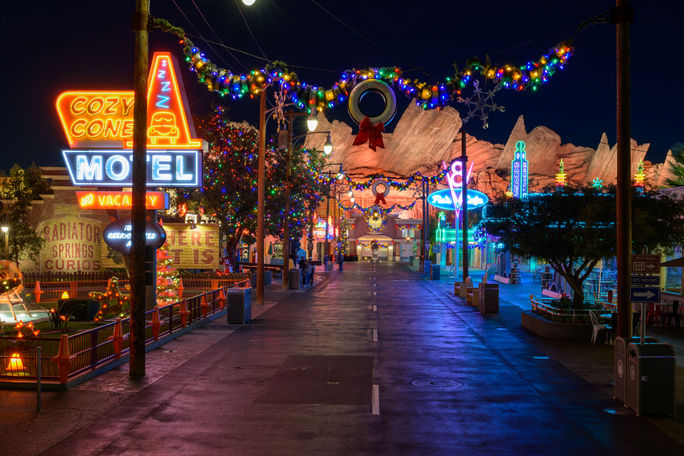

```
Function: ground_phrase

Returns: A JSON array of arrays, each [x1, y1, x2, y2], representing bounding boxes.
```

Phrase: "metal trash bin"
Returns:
[[614, 336, 657, 403], [289, 269, 301, 290], [626, 342, 676, 416], [226, 287, 252, 324], [430, 264, 440, 280]]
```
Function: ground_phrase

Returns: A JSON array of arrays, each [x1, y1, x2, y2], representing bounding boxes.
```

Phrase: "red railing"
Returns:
[[0, 281, 248, 383]]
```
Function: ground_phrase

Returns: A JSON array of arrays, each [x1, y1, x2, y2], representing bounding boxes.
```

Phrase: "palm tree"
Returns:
[[664, 143, 684, 187]]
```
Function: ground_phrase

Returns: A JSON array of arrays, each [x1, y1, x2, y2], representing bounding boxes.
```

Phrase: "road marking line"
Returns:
[[372, 384, 380, 415], [372, 328, 378, 342]]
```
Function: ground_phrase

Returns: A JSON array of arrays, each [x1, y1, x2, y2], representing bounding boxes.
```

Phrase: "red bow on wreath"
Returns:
[[374, 192, 387, 205], [353, 116, 385, 151]]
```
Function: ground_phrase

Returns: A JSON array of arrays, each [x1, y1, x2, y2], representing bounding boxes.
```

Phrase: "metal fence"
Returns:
[[0, 281, 248, 384]]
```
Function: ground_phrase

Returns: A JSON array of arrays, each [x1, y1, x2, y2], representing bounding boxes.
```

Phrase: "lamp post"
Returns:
[[1, 226, 8, 259], [282, 109, 318, 289]]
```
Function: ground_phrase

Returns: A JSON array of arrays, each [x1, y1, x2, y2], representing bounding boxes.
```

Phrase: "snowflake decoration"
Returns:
[[271, 83, 288, 132], [591, 177, 603, 189], [457, 80, 506, 129]]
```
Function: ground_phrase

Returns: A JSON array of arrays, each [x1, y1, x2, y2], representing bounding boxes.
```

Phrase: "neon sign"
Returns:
[[427, 189, 489, 211], [76, 191, 169, 210], [444, 160, 474, 218], [56, 53, 202, 150], [63, 150, 201, 187], [511, 141, 529, 200], [103, 218, 166, 254]]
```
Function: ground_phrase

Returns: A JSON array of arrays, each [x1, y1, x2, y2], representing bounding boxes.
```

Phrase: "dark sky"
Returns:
[[2, 1, 682, 172]]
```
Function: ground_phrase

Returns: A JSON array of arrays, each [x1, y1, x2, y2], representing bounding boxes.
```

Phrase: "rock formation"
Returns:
[[304, 101, 663, 197]]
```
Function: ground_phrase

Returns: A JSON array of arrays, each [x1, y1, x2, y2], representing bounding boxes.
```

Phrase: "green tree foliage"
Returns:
[[663, 143, 684, 188], [180, 107, 327, 270], [480, 185, 684, 306], [0, 164, 51, 265]]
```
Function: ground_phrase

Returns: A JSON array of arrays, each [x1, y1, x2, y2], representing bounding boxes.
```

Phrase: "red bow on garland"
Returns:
[[353, 116, 385, 151]]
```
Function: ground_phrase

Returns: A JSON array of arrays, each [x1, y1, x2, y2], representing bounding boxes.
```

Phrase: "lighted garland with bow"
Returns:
[[338, 200, 418, 213], [150, 18, 573, 113]]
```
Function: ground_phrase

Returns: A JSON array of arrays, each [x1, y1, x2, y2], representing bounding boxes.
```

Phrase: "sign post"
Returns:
[[630, 254, 661, 345]]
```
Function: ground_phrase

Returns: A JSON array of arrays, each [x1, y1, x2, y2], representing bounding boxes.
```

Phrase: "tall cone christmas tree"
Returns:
[[157, 241, 180, 306]]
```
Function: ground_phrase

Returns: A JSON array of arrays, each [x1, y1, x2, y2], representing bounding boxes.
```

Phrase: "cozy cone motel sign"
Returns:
[[57, 52, 204, 187]]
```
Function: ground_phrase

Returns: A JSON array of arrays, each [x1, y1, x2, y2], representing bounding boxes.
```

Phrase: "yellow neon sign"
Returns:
[[56, 52, 201, 150], [76, 191, 169, 210]]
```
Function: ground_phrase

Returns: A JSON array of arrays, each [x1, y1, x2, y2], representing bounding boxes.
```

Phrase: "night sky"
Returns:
[[2, 1, 682, 173]]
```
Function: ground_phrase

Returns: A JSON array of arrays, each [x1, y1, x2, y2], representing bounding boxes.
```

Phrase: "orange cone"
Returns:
[[51, 334, 71, 384], [34, 281, 43, 303]]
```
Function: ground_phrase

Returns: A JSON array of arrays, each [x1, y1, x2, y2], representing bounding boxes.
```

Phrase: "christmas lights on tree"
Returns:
[[157, 241, 180, 306]]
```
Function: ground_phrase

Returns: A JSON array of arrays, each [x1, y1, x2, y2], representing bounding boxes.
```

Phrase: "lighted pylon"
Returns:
[[634, 160, 645, 189], [555, 159, 567, 187]]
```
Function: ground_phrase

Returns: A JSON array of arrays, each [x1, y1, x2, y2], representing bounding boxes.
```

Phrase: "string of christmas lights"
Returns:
[[151, 18, 572, 112]]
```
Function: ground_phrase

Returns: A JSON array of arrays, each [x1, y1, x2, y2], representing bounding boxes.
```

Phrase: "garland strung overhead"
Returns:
[[150, 18, 573, 112], [338, 200, 418, 213], [315, 156, 462, 191]]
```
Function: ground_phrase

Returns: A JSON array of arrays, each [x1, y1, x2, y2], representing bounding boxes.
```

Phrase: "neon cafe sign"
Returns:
[[56, 52, 203, 188]]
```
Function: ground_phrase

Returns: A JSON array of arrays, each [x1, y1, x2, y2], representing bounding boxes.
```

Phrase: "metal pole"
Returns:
[[325, 176, 330, 260], [615, 0, 633, 338], [36, 346, 42, 413], [282, 110, 294, 289], [130, 0, 149, 379], [256, 90, 267, 306], [461, 129, 469, 282]]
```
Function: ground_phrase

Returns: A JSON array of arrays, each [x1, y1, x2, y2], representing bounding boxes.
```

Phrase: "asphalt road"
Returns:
[[20, 262, 684, 455]]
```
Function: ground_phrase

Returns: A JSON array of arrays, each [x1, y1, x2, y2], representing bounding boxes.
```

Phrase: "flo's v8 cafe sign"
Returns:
[[57, 52, 203, 188]]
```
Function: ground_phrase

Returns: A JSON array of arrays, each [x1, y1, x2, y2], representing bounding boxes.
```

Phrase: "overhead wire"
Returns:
[[170, 0, 249, 71], [234, 0, 270, 61]]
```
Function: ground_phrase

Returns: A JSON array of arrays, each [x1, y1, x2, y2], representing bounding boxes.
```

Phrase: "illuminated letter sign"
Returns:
[[57, 52, 201, 150], [511, 141, 529, 200], [103, 218, 166, 254], [76, 191, 169, 210], [428, 189, 489, 211], [63, 150, 201, 187]]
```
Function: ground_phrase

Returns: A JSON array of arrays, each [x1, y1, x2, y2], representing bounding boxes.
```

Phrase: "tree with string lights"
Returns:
[[180, 106, 327, 271]]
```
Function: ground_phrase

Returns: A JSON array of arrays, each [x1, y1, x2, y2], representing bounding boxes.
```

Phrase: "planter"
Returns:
[[521, 310, 593, 341]]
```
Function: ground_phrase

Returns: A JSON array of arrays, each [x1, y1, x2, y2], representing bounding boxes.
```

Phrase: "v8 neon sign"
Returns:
[[444, 160, 474, 219]]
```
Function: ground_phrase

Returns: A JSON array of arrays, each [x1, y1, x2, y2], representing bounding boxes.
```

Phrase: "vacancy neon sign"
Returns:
[[56, 52, 201, 150], [76, 191, 169, 210]]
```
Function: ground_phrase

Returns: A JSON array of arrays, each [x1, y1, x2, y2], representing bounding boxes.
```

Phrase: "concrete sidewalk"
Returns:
[[426, 265, 684, 446]]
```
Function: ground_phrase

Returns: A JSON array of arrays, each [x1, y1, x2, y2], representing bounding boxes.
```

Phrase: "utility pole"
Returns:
[[615, 0, 633, 338], [461, 129, 469, 282], [130, 0, 149, 379], [256, 90, 267, 306]]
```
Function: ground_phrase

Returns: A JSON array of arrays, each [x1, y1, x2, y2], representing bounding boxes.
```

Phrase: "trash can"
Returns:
[[289, 269, 300, 290], [430, 264, 440, 280], [626, 342, 676, 416], [479, 283, 499, 314], [226, 287, 252, 324], [614, 336, 657, 403]]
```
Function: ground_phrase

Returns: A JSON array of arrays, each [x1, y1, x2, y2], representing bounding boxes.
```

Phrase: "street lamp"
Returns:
[[1, 226, 7, 259], [323, 133, 333, 155], [307, 110, 319, 132], [241, 0, 256, 5]]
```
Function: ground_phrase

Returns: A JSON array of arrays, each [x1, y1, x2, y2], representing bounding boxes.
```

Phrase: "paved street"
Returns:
[[3, 262, 684, 455]]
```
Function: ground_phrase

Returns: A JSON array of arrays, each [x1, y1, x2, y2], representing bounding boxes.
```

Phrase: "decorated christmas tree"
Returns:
[[157, 241, 180, 306]]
